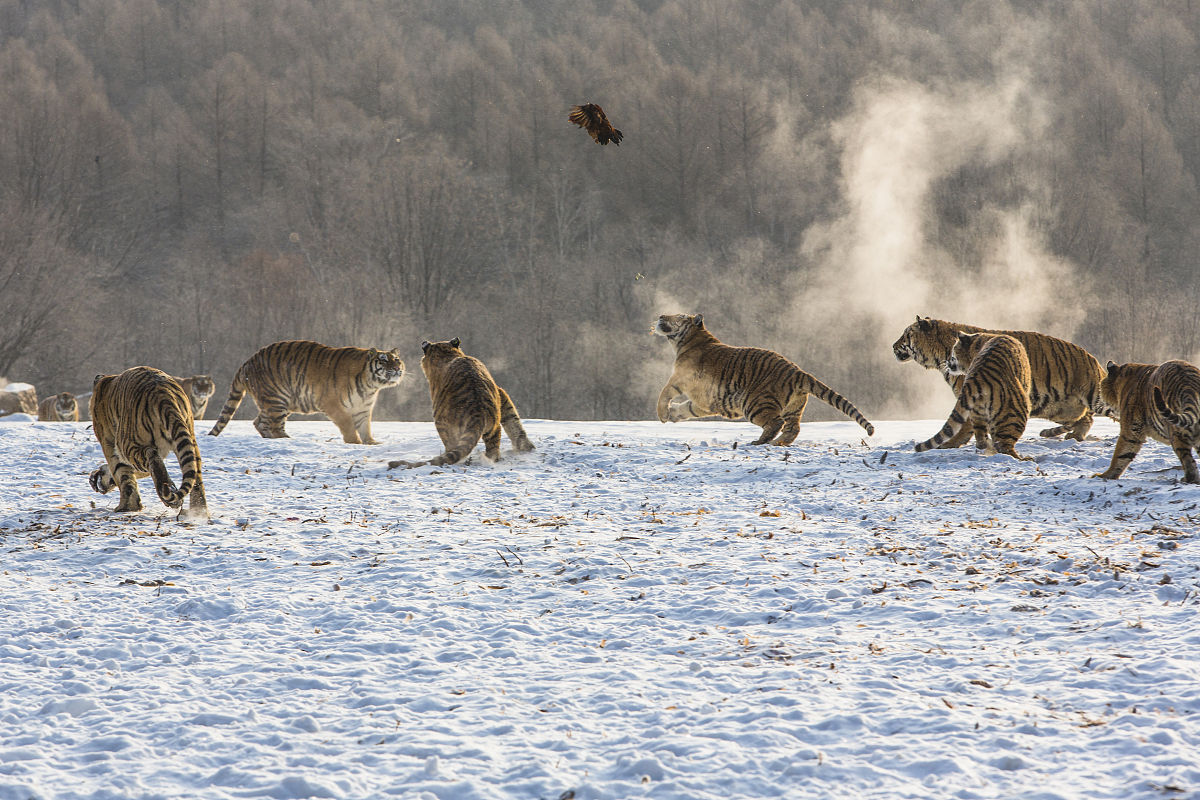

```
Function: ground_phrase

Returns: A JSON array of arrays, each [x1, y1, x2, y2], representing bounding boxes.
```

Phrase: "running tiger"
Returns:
[[88, 367, 208, 519], [208, 340, 405, 444], [653, 313, 874, 445], [893, 316, 1107, 445], [37, 392, 79, 421], [389, 338, 534, 468], [1095, 360, 1200, 484], [176, 374, 216, 419], [915, 332, 1033, 460]]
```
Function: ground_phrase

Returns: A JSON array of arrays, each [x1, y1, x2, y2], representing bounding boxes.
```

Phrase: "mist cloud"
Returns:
[[797, 72, 1087, 418]]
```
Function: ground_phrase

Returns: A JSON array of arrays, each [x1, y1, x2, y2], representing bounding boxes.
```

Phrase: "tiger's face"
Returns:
[[892, 316, 944, 366], [420, 338, 464, 371], [369, 349, 406, 386], [653, 313, 704, 342], [54, 392, 77, 417], [946, 332, 983, 376], [189, 376, 215, 403]]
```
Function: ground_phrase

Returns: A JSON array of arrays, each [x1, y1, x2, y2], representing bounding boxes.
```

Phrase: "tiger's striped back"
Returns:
[[915, 333, 1032, 460], [208, 340, 404, 444], [89, 367, 208, 518]]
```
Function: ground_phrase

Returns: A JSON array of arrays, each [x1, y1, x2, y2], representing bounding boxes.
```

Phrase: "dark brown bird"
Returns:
[[568, 103, 623, 146]]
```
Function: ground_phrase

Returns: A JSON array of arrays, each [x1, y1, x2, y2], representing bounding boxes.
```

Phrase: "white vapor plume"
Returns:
[[797, 71, 1086, 419]]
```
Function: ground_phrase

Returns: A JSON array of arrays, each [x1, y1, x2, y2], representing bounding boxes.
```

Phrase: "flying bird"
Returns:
[[568, 103, 623, 146]]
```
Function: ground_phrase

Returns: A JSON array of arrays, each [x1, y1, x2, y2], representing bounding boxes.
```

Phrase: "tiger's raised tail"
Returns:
[[798, 376, 875, 436], [208, 368, 247, 436]]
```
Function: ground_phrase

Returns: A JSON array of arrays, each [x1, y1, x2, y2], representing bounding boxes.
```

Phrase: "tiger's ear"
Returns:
[[1106, 360, 1117, 372], [421, 341, 431, 353], [694, 314, 704, 328], [450, 337, 461, 348], [957, 331, 973, 345], [917, 316, 933, 331]]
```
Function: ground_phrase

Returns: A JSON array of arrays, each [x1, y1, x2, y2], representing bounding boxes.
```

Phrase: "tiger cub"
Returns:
[[88, 367, 209, 520], [38, 392, 79, 421], [1095, 360, 1200, 484], [915, 332, 1033, 460], [893, 316, 1107, 444], [653, 313, 874, 445], [175, 375, 216, 419], [389, 338, 534, 468], [208, 340, 405, 444]]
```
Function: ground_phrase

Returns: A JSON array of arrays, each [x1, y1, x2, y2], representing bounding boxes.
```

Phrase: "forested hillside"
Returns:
[[2, 0, 1198, 420]]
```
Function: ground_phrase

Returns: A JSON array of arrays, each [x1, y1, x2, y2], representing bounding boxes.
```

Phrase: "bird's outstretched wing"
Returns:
[[568, 103, 623, 146]]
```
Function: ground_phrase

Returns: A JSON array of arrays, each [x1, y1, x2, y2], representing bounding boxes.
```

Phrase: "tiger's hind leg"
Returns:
[[482, 426, 502, 463], [972, 417, 993, 453], [1039, 410, 1092, 441], [110, 460, 144, 512], [498, 389, 535, 453], [748, 409, 784, 446], [772, 396, 808, 446], [991, 423, 1032, 461], [1170, 432, 1200, 484], [180, 474, 210, 521], [252, 405, 290, 439]]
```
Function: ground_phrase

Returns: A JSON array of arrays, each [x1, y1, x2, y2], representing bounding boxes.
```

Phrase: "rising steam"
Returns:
[[797, 72, 1087, 419]]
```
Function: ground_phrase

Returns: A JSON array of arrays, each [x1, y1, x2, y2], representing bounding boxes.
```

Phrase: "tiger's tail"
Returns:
[[1154, 385, 1200, 429], [915, 395, 969, 452], [798, 376, 875, 436], [208, 367, 247, 436]]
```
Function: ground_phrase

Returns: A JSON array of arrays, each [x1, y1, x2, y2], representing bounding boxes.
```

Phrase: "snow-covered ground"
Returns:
[[0, 415, 1196, 800]]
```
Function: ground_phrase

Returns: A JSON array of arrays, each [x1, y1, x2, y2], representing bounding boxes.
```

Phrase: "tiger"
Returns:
[[915, 332, 1033, 460], [893, 316, 1107, 446], [1094, 360, 1200, 484], [208, 340, 405, 444], [37, 392, 79, 421], [175, 374, 216, 419], [653, 313, 874, 445], [389, 338, 534, 468], [88, 367, 209, 519]]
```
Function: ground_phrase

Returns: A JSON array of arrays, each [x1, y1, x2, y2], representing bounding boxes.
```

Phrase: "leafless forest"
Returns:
[[2, 0, 1199, 421]]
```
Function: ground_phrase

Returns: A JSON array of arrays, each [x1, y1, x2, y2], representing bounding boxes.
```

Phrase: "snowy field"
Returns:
[[0, 415, 1197, 800]]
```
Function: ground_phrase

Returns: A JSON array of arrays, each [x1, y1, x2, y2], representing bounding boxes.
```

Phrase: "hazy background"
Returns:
[[2, 0, 1199, 422]]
